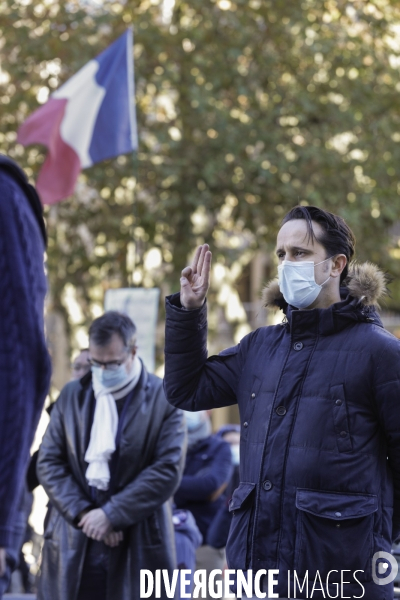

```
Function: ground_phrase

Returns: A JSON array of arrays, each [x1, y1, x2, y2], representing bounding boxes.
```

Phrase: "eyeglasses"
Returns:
[[71, 362, 90, 372], [88, 354, 129, 371]]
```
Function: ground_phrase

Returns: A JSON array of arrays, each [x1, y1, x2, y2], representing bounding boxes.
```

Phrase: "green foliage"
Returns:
[[2, 0, 400, 344]]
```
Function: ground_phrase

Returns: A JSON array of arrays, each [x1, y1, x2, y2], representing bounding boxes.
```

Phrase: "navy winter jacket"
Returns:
[[0, 159, 51, 547], [207, 464, 240, 549], [174, 435, 233, 540], [164, 262, 400, 600]]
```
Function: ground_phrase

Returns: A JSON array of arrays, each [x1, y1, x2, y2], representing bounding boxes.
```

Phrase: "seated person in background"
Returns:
[[174, 410, 233, 600]]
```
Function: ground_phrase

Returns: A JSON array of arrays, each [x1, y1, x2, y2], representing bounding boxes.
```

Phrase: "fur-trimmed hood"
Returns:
[[262, 261, 388, 310]]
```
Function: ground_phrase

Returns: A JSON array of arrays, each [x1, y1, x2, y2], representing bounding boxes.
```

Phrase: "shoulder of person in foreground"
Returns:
[[0, 155, 46, 245]]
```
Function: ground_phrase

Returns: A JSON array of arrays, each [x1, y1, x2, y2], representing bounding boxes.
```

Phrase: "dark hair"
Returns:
[[281, 206, 356, 283], [89, 311, 137, 348]]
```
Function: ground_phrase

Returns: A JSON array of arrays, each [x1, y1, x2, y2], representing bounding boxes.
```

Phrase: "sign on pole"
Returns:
[[104, 288, 160, 373]]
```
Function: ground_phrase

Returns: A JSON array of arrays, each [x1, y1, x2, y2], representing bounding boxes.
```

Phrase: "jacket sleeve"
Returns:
[[174, 441, 233, 503], [37, 392, 93, 527], [373, 336, 400, 542], [101, 401, 186, 530], [164, 292, 246, 411]]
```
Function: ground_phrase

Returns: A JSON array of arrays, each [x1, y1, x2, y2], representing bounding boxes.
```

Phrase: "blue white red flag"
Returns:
[[18, 29, 137, 204]]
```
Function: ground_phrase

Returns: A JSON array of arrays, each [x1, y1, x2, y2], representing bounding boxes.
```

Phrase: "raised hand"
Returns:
[[180, 244, 212, 309]]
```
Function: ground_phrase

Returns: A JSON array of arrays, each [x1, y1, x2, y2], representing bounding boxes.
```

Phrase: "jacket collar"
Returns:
[[262, 262, 387, 336]]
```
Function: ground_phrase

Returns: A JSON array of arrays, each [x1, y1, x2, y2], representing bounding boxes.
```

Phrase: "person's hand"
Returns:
[[103, 530, 124, 547], [180, 244, 212, 309], [78, 508, 112, 541], [0, 548, 6, 577]]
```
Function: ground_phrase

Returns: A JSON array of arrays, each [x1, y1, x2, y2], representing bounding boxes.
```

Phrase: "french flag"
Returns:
[[18, 29, 138, 205]]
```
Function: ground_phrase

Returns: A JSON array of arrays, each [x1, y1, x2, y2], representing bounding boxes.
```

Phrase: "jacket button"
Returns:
[[335, 399, 342, 406], [340, 431, 347, 437], [335, 512, 342, 517], [293, 342, 303, 351], [276, 406, 287, 416], [336, 523, 341, 528], [251, 393, 256, 398], [263, 480, 273, 491], [243, 421, 248, 428]]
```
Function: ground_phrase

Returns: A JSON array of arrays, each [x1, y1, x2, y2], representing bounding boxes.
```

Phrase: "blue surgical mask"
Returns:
[[278, 257, 332, 309], [91, 364, 128, 389]]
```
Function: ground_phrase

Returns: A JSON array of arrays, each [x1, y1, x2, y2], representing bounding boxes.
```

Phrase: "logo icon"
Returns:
[[372, 551, 398, 585]]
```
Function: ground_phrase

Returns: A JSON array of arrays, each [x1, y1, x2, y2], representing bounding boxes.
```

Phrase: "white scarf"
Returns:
[[85, 357, 142, 490]]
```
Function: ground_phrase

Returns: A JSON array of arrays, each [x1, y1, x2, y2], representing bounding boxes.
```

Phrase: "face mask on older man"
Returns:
[[91, 363, 130, 389]]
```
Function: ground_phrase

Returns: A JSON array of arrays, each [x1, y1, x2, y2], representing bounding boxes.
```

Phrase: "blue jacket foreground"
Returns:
[[164, 262, 400, 600], [0, 158, 51, 548]]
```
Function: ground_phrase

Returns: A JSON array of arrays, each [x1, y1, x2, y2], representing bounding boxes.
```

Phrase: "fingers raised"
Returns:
[[201, 250, 212, 287], [197, 244, 209, 277], [190, 245, 203, 274]]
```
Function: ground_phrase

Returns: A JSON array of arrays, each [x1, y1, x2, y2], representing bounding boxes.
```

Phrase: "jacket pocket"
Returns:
[[294, 489, 377, 583], [331, 384, 352, 452], [226, 482, 256, 570], [142, 513, 162, 547], [43, 507, 61, 541]]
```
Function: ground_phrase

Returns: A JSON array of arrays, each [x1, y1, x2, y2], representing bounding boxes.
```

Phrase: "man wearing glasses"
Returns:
[[37, 311, 186, 600]]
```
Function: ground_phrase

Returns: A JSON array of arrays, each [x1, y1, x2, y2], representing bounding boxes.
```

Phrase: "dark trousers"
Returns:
[[77, 540, 109, 600]]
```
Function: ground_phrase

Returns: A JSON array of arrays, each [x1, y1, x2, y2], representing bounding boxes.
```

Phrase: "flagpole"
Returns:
[[126, 26, 139, 288], [130, 149, 139, 287]]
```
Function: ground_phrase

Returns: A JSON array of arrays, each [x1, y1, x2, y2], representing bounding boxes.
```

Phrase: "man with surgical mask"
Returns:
[[174, 410, 233, 600], [37, 311, 185, 600], [164, 206, 400, 600]]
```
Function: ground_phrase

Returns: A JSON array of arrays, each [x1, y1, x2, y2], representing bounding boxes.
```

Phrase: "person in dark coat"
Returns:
[[37, 311, 186, 600], [164, 206, 400, 600], [174, 411, 233, 541], [173, 508, 202, 599], [0, 156, 51, 596], [174, 410, 232, 600]]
